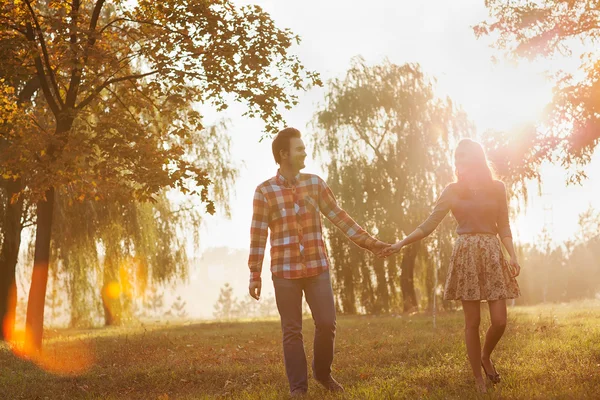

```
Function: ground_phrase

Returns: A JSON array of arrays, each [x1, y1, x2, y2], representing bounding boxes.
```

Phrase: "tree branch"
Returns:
[[99, 17, 189, 37], [76, 71, 159, 110], [105, 87, 140, 123], [23, 0, 65, 109], [65, 0, 81, 107], [3, 24, 28, 36], [127, 80, 162, 112], [17, 77, 40, 105], [351, 120, 388, 163], [25, 22, 61, 116], [65, 0, 106, 108], [88, 0, 105, 42]]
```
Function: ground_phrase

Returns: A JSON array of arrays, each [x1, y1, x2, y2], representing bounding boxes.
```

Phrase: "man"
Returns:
[[247, 127, 390, 396]]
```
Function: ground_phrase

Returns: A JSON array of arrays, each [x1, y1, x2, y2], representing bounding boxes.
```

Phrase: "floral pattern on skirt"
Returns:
[[444, 234, 521, 301]]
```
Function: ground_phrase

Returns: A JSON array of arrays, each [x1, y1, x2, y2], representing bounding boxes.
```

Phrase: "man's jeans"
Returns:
[[272, 270, 336, 393]]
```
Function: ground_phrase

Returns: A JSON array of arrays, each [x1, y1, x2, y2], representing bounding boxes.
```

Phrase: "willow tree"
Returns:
[[52, 194, 185, 327], [476, 1, 600, 183], [50, 123, 236, 327], [313, 58, 472, 313], [0, 0, 319, 350]]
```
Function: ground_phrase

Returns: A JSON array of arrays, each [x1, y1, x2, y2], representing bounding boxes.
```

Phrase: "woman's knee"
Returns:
[[464, 317, 481, 331], [491, 317, 507, 331]]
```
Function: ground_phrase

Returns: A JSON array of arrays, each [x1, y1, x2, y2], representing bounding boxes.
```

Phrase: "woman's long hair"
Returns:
[[454, 138, 496, 195]]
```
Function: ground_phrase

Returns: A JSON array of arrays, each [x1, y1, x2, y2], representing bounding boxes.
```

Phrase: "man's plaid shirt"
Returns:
[[248, 170, 381, 283]]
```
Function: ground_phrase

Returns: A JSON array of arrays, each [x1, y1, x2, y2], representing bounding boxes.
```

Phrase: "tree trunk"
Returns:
[[0, 178, 24, 341], [373, 256, 389, 313], [25, 187, 55, 351], [0, 77, 40, 341], [25, 112, 73, 350], [101, 240, 122, 326], [400, 242, 419, 312], [386, 255, 400, 311], [332, 233, 356, 314]]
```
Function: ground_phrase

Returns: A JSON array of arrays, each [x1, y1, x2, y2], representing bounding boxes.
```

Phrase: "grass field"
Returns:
[[1, 300, 600, 399]]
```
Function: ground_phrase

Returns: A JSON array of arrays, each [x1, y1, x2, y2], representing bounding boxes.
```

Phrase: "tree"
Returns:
[[50, 122, 236, 328], [313, 58, 470, 314], [0, 0, 319, 350], [170, 296, 187, 319], [0, 72, 38, 341], [213, 283, 237, 320], [143, 285, 164, 319], [476, 1, 600, 183]]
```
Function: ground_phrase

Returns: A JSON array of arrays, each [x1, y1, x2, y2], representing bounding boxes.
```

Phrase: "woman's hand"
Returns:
[[380, 240, 404, 258], [508, 258, 521, 277]]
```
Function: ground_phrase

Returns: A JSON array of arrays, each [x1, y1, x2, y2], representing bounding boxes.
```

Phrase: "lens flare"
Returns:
[[7, 328, 95, 376], [33, 341, 95, 376], [105, 281, 122, 299]]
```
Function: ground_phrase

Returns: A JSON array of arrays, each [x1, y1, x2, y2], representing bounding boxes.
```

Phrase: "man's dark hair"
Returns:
[[272, 127, 301, 165]]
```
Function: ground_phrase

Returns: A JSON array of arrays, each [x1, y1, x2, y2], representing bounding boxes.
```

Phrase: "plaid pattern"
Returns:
[[248, 171, 380, 283]]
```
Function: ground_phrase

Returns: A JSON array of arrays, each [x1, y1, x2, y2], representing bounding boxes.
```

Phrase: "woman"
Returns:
[[382, 138, 521, 393]]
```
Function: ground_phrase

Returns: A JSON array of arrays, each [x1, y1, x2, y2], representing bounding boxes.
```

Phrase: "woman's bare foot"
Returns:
[[481, 354, 501, 384]]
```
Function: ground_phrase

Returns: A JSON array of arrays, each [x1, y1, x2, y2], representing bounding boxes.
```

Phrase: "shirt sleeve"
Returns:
[[248, 187, 269, 283], [496, 181, 512, 239], [318, 178, 379, 251], [417, 184, 454, 237]]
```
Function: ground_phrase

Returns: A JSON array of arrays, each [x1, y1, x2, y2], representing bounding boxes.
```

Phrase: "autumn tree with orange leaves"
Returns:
[[0, 0, 319, 351]]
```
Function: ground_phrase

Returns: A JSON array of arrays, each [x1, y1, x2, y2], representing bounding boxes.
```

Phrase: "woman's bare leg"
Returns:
[[482, 299, 507, 374], [462, 300, 486, 392]]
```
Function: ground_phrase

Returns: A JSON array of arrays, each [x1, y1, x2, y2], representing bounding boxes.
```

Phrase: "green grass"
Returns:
[[1, 301, 600, 399]]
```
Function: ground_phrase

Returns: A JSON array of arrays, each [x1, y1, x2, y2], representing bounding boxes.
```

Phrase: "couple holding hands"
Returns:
[[248, 127, 521, 396]]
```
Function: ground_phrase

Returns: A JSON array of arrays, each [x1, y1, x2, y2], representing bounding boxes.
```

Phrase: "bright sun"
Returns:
[[457, 60, 600, 247], [472, 62, 553, 133]]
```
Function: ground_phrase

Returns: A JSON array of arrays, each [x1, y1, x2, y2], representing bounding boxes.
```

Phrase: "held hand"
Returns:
[[249, 281, 262, 300], [371, 241, 393, 258], [508, 258, 521, 277], [380, 241, 404, 258]]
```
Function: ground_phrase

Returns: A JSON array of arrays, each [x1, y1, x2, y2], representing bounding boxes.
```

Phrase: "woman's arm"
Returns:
[[381, 184, 454, 257], [501, 236, 521, 277], [380, 227, 425, 257], [497, 182, 520, 277], [501, 236, 517, 261]]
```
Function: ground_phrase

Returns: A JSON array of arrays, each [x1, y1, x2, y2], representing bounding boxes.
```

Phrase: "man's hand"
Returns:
[[371, 240, 393, 258], [379, 241, 404, 258], [249, 280, 262, 300]]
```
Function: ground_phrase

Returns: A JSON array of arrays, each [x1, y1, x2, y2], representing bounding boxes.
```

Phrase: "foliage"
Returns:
[[518, 206, 600, 305], [476, 0, 600, 183], [213, 282, 277, 320], [213, 283, 237, 320], [0, 0, 319, 347], [170, 296, 187, 319]]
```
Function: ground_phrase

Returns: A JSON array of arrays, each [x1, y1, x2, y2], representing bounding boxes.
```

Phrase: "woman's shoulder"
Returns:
[[444, 182, 459, 192], [491, 180, 508, 198], [492, 179, 506, 190], [438, 182, 459, 199]]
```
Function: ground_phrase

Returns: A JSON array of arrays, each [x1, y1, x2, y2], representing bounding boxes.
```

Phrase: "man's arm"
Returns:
[[317, 178, 389, 255], [248, 187, 269, 299]]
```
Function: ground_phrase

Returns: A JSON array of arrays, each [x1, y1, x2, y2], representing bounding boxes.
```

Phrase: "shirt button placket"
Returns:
[[293, 185, 306, 276]]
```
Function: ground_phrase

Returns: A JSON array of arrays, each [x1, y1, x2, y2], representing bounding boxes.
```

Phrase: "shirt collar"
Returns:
[[276, 169, 300, 188]]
